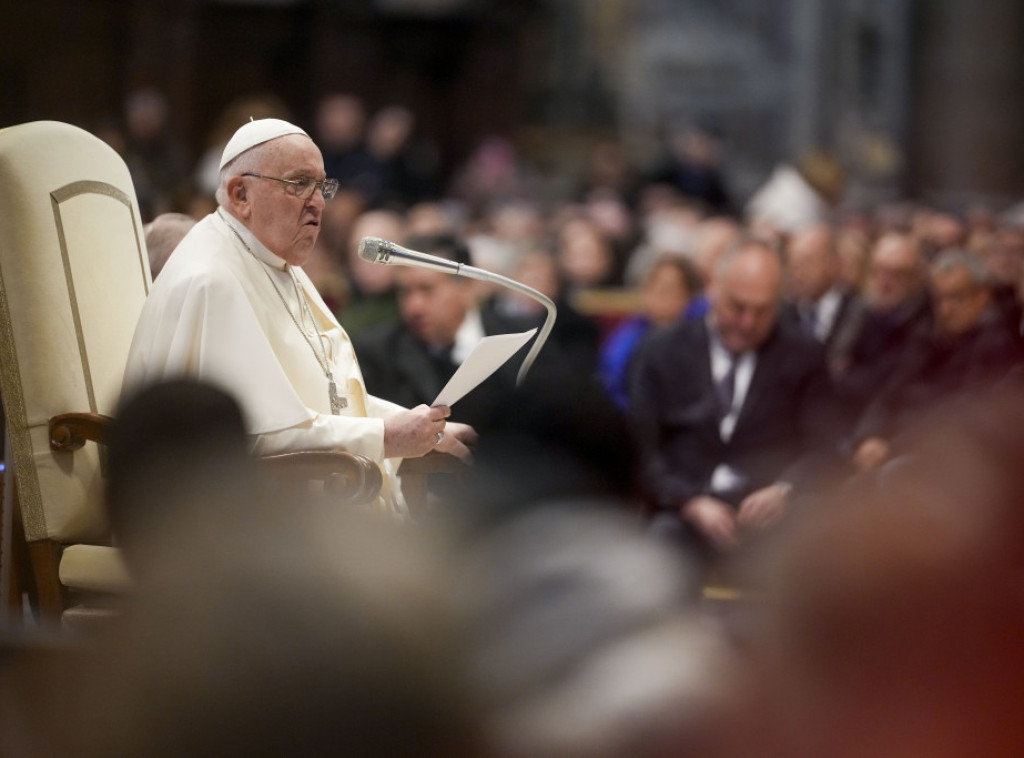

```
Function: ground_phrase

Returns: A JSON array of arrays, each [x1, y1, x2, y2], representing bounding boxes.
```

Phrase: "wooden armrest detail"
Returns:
[[49, 413, 113, 451], [260, 450, 384, 504], [397, 452, 466, 515]]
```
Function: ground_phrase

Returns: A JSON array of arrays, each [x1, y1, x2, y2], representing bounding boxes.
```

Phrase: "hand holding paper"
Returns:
[[433, 329, 537, 407]]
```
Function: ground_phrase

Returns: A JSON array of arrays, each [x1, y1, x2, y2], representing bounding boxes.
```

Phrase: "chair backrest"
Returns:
[[0, 121, 150, 543]]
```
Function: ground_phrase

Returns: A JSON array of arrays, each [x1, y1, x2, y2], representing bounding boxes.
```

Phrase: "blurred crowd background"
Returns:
[[6, 2, 1024, 756], [5, 0, 1024, 216], [6, 2, 1024, 346]]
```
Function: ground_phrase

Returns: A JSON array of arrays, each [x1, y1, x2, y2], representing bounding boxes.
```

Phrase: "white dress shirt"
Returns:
[[708, 329, 756, 496]]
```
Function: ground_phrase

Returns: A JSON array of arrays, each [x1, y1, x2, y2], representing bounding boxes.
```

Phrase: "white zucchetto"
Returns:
[[219, 118, 309, 170]]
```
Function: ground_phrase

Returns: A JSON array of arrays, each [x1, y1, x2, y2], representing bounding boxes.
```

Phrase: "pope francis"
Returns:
[[123, 118, 473, 517]]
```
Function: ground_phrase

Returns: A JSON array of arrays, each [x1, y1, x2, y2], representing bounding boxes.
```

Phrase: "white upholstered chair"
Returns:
[[0, 121, 381, 626]]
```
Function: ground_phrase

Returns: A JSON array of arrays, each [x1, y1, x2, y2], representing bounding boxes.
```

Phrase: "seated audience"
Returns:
[[781, 222, 857, 361], [981, 223, 1024, 334], [314, 93, 376, 200], [495, 247, 602, 377], [630, 240, 847, 577], [599, 255, 702, 409], [830, 230, 932, 418], [556, 215, 623, 289], [352, 233, 527, 429], [334, 209, 405, 337], [647, 122, 732, 215], [362, 104, 439, 209], [852, 249, 1024, 472]]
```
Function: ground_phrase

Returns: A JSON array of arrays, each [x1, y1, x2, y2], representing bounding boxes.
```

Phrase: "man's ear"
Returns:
[[225, 176, 252, 220]]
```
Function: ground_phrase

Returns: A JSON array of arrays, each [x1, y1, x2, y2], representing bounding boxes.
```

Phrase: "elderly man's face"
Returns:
[[711, 245, 782, 354], [864, 235, 923, 312], [931, 266, 990, 336], [246, 135, 326, 266]]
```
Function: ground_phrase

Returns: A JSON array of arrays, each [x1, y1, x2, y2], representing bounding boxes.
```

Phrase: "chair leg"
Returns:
[[4, 532, 26, 619], [0, 466, 14, 619], [0, 470, 32, 623], [6, 484, 66, 624], [26, 540, 65, 622]]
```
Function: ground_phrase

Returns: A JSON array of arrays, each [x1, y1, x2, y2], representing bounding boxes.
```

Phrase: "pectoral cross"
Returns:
[[329, 377, 347, 414]]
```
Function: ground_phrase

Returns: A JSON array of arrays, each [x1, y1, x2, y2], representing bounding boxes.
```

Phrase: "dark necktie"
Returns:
[[429, 344, 458, 382], [717, 354, 737, 414], [801, 305, 819, 337]]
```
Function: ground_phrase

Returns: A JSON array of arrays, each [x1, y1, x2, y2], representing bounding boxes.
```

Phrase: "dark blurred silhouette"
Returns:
[[315, 93, 376, 200], [362, 105, 440, 209], [37, 503, 485, 758], [748, 387, 1024, 758], [121, 88, 191, 220], [105, 379, 258, 572], [648, 123, 731, 215]]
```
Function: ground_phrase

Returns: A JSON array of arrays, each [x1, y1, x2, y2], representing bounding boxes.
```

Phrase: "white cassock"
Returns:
[[124, 209, 409, 516]]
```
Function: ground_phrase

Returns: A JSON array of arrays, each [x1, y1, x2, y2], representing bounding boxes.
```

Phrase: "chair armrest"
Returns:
[[47, 415, 383, 504], [260, 450, 383, 505], [49, 412, 113, 451], [397, 451, 465, 514]]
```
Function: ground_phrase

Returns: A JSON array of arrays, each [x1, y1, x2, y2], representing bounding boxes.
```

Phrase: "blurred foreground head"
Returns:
[[754, 386, 1024, 757], [50, 503, 482, 758], [457, 504, 750, 758], [106, 379, 256, 571]]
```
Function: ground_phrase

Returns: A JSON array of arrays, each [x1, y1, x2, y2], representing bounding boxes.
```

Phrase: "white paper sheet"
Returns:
[[433, 328, 537, 406]]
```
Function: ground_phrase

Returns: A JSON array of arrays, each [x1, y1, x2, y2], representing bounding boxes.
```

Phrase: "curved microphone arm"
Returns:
[[457, 264, 557, 386], [357, 236, 557, 385]]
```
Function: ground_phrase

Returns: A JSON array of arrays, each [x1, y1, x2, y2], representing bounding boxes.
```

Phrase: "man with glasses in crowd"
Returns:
[[850, 248, 1024, 472], [124, 119, 473, 517], [828, 230, 933, 420]]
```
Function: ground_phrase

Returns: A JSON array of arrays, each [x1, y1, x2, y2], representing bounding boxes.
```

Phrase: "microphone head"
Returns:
[[357, 236, 391, 264]]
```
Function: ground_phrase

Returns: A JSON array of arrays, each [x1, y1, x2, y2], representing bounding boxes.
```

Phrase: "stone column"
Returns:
[[910, 0, 1024, 205]]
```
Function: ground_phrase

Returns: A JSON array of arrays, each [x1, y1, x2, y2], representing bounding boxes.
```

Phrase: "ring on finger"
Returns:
[[436, 431, 444, 445]]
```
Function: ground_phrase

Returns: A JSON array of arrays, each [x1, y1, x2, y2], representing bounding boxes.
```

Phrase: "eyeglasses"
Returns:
[[242, 172, 340, 201]]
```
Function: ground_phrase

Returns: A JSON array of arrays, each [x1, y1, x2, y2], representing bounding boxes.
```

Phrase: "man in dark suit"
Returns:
[[851, 249, 1024, 472], [828, 231, 932, 421], [351, 233, 529, 429], [782, 222, 857, 359], [630, 240, 846, 560]]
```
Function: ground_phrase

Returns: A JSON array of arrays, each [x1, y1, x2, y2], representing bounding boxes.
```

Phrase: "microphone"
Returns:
[[357, 236, 557, 386], [357, 236, 463, 276]]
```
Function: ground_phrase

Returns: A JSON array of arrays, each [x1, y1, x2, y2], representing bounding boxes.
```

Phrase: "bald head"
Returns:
[[144, 213, 197, 279], [711, 241, 784, 353]]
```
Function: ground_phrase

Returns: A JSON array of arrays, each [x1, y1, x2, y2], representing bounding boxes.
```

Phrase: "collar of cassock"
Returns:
[[216, 208, 288, 271]]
